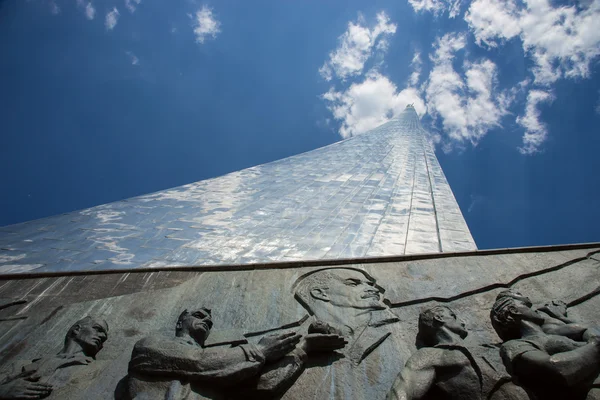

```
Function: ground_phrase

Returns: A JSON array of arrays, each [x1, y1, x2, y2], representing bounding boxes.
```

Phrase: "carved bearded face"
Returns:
[[72, 318, 108, 357], [315, 270, 387, 310]]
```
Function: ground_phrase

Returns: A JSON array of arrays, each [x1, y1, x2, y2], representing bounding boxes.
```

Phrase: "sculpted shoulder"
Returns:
[[405, 347, 446, 370], [133, 335, 184, 351]]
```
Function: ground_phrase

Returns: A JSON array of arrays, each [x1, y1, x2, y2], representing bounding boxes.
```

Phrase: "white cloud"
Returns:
[[192, 5, 221, 44], [322, 71, 426, 138], [517, 90, 554, 154], [408, 0, 462, 18], [105, 7, 120, 31], [431, 32, 467, 63], [408, 51, 422, 86], [125, 0, 141, 13], [464, 0, 521, 47], [425, 33, 511, 144], [126, 51, 140, 65], [596, 91, 600, 114], [85, 3, 96, 20], [465, 0, 600, 85], [319, 12, 397, 81], [76, 0, 95, 20]]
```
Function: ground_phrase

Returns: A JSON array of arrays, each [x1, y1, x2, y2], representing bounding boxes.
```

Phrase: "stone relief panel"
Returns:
[[490, 290, 600, 400], [386, 305, 526, 400], [0, 316, 108, 399], [0, 247, 598, 399], [119, 307, 345, 399], [292, 268, 400, 365]]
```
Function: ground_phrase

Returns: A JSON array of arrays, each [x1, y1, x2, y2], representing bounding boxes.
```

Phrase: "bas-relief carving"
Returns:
[[121, 307, 346, 399], [293, 267, 400, 365], [490, 290, 600, 400], [0, 316, 108, 400], [386, 305, 525, 400], [2, 251, 600, 400]]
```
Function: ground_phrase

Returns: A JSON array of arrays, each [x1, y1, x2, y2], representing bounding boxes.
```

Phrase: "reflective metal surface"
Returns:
[[0, 106, 476, 273]]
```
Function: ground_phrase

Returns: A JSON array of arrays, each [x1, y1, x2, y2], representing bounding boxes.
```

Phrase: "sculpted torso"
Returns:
[[411, 347, 481, 400]]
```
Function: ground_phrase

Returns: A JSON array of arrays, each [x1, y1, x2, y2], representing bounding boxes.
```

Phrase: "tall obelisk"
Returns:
[[0, 105, 475, 274]]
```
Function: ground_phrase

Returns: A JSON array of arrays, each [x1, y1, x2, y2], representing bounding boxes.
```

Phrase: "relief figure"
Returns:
[[386, 305, 523, 400], [0, 316, 108, 400], [124, 307, 345, 399], [293, 267, 400, 364], [536, 298, 600, 341], [490, 290, 600, 399]]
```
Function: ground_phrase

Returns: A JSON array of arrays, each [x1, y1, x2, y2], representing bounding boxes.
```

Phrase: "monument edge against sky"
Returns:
[[3, 105, 600, 400], [0, 105, 475, 274]]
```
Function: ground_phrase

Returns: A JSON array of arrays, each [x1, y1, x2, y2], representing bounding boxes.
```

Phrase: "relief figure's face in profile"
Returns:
[[74, 319, 109, 357], [318, 270, 387, 310], [435, 307, 468, 339], [180, 309, 214, 344]]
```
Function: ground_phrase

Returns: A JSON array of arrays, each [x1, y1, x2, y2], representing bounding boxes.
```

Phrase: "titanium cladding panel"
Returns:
[[0, 107, 476, 273]]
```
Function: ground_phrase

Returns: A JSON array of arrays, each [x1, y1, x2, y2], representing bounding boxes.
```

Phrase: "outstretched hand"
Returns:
[[257, 332, 302, 362], [301, 333, 347, 354]]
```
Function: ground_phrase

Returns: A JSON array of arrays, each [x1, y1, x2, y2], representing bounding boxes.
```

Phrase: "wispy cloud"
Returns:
[[424, 33, 512, 146], [75, 0, 95, 20], [465, 0, 600, 85], [517, 90, 554, 154], [85, 2, 96, 20], [125, 51, 140, 66], [322, 71, 426, 138], [408, 0, 462, 18], [319, 12, 397, 81], [408, 51, 422, 87], [125, 0, 142, 13], [105, 7, 120, 31], [50, 1, 60, 15], [319, 12, 427, 138], [191, 5, 221, 44]]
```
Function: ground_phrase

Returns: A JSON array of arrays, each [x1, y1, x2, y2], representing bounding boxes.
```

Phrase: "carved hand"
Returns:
[[540, 303, 570, 322], [301, 333, 347, 354], [0, 378, 52, 400], [257, 332, 302, 362]]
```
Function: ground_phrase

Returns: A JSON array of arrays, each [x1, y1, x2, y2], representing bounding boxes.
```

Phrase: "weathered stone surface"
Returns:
[[0, 244, 598, 399]]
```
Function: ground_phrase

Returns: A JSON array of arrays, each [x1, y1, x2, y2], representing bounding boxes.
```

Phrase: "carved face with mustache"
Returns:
[[315, 270, 387, 310]]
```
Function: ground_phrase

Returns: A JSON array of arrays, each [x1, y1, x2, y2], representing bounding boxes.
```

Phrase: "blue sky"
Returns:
[[1, 0, 599, 250]]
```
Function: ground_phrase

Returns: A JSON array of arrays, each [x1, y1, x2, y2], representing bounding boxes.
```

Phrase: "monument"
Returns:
[[0, 105, 599, 399], [0, 105, 474, 275]]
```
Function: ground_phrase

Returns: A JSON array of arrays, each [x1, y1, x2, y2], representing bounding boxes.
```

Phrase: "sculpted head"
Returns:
[[496, 289, 532, 306], [418, 305, 467, 346], [294, 268, 387, 315], [491, 290, 544, 341], [176, 308, 213, 345], [65, 316, 108, 358]]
